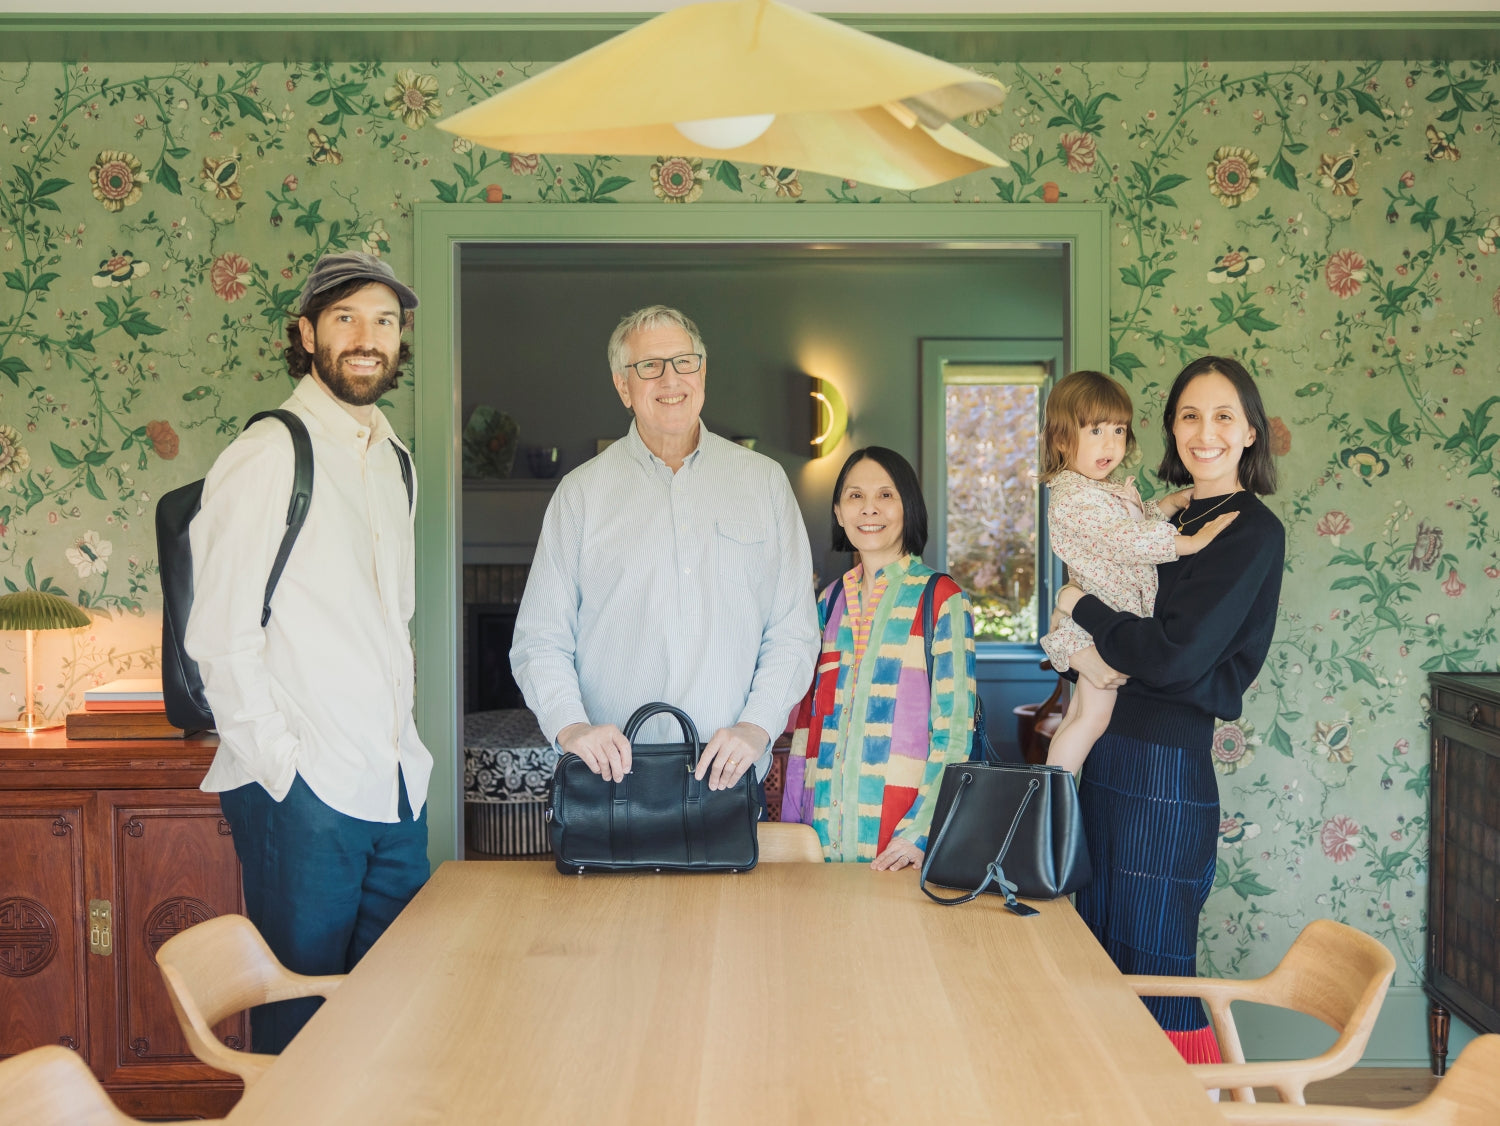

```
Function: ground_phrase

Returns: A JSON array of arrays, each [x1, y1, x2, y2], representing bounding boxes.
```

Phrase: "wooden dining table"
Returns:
[[225, 860, 1227, 1124]]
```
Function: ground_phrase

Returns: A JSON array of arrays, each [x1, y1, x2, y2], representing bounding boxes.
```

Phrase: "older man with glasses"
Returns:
[[511, 305, 818, 809]]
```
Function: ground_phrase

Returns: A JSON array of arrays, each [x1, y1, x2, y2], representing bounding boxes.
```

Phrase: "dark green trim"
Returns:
[[2, 13, 1496, 64]]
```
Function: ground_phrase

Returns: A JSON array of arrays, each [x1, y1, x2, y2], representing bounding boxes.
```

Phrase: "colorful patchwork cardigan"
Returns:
[[782, 556, 977, 862]]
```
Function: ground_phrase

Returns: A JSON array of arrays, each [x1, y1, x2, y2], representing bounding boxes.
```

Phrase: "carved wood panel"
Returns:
[[0, 795, 90, 1062]]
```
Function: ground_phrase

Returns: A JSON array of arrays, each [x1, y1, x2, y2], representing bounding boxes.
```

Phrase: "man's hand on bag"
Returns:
[[872, 837, 923, 872], [1070, 646, 1128, 691], [696, 722, 768, 791], [557, 722, 632, 782]]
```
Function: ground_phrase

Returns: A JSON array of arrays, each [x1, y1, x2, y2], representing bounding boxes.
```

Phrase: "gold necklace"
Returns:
[[1175, 488, 1242, 530]]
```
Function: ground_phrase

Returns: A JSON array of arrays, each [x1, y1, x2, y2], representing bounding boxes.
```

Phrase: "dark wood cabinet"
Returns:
[[1425, 672, 1500, 1076], [0, 731, 245, 1119]]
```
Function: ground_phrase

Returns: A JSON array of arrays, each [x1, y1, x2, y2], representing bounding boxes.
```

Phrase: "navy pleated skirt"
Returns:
[[1074, 695, 1221, 1058]]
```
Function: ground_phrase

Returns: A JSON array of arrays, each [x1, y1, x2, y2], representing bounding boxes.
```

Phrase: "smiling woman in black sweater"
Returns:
[[1055, 355, 1285, 1065]]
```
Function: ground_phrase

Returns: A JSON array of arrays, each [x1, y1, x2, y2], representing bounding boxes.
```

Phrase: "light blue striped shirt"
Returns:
[[511, 421, 819, 773]]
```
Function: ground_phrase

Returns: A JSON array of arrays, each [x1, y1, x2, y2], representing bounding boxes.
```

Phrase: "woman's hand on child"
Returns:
[[1175, 511, 1239, 556], [1071, 646, 1128, 691]]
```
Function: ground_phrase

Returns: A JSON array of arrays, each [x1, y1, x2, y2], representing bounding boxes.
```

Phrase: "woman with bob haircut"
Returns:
[[1053, 355, 1284, 1065], [782, 445, 977, 871]]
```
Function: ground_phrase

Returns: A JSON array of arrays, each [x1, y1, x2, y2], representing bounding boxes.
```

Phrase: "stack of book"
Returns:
[[66, 679, 196, 739]]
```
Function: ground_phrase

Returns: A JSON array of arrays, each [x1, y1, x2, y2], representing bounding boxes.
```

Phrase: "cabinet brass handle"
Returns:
[[1467, 703, 1483, 726]]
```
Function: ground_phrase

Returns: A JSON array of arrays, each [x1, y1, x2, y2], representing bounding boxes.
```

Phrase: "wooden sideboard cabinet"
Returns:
[[1425, 672, 1500, 1076], [0, 730, 245, 1119]]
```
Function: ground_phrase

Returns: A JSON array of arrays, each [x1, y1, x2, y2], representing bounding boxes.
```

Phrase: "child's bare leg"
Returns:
[[1045, 680, 1118, 772]]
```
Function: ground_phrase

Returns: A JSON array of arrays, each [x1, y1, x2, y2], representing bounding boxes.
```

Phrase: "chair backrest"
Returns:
[[0, 1045, 141, 1126], [1263, 918, 1395, 1057], [155, 913, 291, 1029], [757, 821, 824, 863], [1219, 1034, 1500, 1125]]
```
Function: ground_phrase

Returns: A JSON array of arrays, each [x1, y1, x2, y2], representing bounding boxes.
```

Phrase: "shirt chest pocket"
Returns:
[[716, 520, 771, 594]]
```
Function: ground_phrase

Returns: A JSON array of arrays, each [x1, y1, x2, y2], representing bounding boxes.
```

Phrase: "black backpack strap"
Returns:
[[391, 439, 414, 511], [244, 409, 314, 628], [920, 572, 945, 685]]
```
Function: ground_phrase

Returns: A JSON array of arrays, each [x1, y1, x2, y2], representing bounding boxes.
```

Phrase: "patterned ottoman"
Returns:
[[463, 709, 559, 856]]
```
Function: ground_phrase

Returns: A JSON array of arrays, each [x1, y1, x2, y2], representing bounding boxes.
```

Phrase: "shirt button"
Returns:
[[684, 567, 691, 575], [357, 430, 367, 439]]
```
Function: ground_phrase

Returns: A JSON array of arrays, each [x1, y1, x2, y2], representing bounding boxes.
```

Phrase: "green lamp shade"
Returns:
[[0, 590, 92, 631]]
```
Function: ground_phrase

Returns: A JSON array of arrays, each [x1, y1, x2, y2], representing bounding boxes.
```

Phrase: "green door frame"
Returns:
[[409, 201, 1110, 865]]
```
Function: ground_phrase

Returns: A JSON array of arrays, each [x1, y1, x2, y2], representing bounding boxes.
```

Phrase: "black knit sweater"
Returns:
[[1070, 490, 1285, 740]]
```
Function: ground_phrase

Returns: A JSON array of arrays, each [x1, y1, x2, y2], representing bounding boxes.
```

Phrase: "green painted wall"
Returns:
[[2, 37, 1496, 1066]]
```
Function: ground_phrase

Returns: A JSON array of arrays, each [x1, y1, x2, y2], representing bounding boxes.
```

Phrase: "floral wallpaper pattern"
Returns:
[[2, 50, 1498, 996]]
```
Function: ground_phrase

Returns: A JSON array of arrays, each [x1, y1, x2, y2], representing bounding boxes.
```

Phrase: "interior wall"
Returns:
[[459, 251, 1067, 580]]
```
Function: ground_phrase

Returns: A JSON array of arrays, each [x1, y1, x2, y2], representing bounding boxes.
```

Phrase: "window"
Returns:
[[921, 341, 1064, 648]]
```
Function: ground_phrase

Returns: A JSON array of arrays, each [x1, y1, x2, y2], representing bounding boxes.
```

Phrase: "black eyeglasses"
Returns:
[[627, 353, 703, 380]]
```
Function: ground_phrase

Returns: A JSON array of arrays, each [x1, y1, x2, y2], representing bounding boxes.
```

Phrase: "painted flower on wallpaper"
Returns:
[[1009, 132, 1034, 152], [1059, 131, 1097, 173], [1211, 720, 1258, 774], [1476, 216, 1500, 256], [88, 150, 145, 212], [200, 151, 243, 201], [306, 128, 343, 166], [145, 420, 179, 460], [1313, 717, 1353, 764], [65, 530, 112, 578], [1493, 285, 1500, 317], [1325, 249, 1368, 298], [484, 185, 504, 203], [1320, 815, 1361, 864], [0, 424, 31, 487], [1315, 510, 1352, 546], [1424, 122, 1461, 162], [361, 219, 390, 257], [1339, 445, 1390, 484], [759, 166, 802, 198], [1218, 812, 1262, 848], [1206, 145, 1264, 208], [209, 253, 252, 302], [1318, 148, 1359, 197], [92, 250, 149, 288], [507, 152, 540, 175], [384, 69, 442, 128], [1408, 520, 1442, 572], [1207, 246, 1264, 283], [650, 156, 707, 204], [1269, 416, 1292, 456], [963, 74, 1004, 127], [1442, 568, 1466, 598]]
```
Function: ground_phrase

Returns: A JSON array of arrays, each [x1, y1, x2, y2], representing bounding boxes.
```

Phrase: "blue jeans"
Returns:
[[218, 772, 429, 1054]]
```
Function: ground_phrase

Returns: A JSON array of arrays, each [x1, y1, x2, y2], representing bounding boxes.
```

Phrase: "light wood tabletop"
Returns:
[[225, 860, 1227, 1125]]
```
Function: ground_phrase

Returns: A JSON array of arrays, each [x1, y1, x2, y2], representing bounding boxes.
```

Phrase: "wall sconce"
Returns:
[[0, 590, 91, 733], [809, 377, 848, 459]]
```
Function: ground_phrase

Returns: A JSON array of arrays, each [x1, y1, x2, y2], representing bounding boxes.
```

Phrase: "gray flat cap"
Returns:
[[298, 251, 419, 314]]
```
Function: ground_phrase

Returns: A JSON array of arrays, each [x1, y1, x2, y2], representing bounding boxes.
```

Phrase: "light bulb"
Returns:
[[673, 114, 775, 150]]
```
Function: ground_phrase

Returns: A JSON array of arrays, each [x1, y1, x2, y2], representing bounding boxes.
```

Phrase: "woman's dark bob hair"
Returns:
[[1158, 355, 1278, 496], [830, 446, 928, 557], [285, 276, 413, 381]]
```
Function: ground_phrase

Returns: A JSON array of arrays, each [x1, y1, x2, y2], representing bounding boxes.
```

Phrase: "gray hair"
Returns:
[[607, 305, 706, 375]]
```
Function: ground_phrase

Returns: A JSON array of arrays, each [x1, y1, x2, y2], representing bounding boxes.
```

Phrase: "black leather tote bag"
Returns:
[[919, 762, 1091, 917], [548, 702, 760, 874]]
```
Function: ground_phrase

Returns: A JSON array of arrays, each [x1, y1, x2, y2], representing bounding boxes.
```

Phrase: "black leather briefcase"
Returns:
[[547, 702, 760, 874]]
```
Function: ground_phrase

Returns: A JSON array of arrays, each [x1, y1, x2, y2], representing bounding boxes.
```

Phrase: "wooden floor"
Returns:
[[1256, 1069, 1439, 1108]]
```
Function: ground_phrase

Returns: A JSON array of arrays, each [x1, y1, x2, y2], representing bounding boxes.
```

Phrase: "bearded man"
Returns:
[[185, 252, 429, 1053]]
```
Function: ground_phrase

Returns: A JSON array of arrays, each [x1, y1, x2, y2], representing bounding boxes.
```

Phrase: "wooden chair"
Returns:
[[1217, 1034, 1500, 1125], [757, 820, 824, 862], [1126, 919, 1395, 1104], [1014, 664, 1069, 764], [154, 913, 345, 1085], [0, 1044, 188, 1126]]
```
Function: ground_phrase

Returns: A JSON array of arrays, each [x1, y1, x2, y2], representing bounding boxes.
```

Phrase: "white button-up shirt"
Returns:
[[511, 422, 818, 772], [187, 376, 431, 821]]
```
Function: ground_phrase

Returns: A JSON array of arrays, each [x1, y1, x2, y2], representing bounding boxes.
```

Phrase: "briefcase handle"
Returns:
[[621, 702, 703, 762]]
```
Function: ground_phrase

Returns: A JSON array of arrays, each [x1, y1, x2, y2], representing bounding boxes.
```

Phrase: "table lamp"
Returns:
[[0, 589, 91, 733]]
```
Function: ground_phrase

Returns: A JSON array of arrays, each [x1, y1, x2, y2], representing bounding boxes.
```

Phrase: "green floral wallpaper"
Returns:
[[2, 52, 1498, 998]]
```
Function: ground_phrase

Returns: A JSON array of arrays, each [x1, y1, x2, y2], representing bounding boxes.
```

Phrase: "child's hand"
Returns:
[[1157, 487, 1195, 517], [1175, 511, 1239, 556], [1121, 475, 1143, 512]]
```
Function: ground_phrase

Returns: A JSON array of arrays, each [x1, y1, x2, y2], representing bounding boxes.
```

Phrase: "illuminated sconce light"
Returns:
[[809, 377, 848, 459]]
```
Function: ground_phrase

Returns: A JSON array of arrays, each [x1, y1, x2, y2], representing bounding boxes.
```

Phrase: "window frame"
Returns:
[[920, 337, 1067, 660]]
